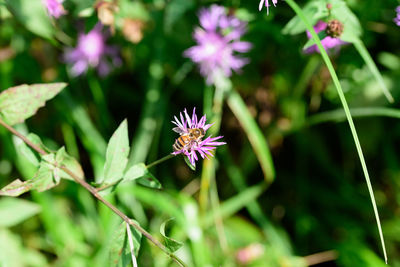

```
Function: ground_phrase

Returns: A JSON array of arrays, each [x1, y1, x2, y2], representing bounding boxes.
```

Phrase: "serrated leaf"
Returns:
[[0, 197, 41, 227], [5, 0, 54, 39], [102, 120, 129, 184], [0, 83, 67, 126], [183, 156, 196, 171], [160, 219, 183, 253], [109, 221, 142, 267], [55, 147, 84, 180]]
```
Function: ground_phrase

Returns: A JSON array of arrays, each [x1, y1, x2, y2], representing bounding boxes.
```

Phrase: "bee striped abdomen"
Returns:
[[173, 135, 189, 152]]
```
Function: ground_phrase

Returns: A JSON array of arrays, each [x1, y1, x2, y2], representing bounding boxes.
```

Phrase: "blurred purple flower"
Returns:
[[258, 0, 278, 14], [64, 24, 121, 77], [43, 0, 66, 19], [394, 6, 400, 26], [304, 20, 348, 54], [172, 108, 226, 167], [184, 5, 252, 85]]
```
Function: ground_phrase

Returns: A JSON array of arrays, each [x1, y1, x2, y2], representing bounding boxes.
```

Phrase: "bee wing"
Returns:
[[173, 127, 187, 135]]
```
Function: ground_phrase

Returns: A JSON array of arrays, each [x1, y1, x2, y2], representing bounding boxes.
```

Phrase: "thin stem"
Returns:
[[285, 0, 387, 263], [0, 118, 186, 267], [146, 154, 175, 169]]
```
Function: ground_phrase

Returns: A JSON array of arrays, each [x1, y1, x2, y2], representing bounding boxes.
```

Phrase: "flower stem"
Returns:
[[0, 118, 186, 267], [285, 0, 387, 263], [146, 154, 175, 169]]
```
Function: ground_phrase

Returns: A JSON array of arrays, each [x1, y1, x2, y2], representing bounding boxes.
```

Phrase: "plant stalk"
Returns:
[[0, 118, 187, 267]]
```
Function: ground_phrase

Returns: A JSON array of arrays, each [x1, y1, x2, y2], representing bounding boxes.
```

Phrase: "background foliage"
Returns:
[[0, 0, 400, 266]]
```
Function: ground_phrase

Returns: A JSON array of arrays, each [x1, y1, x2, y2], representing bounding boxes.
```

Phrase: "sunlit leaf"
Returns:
[[0, 83, 67, 126], [102, 119, 130, 184]]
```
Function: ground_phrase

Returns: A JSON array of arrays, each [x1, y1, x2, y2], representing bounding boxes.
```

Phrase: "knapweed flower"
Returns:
[[43, 0, 66, 19], [184, 5, 252, 85], [172, 108, 226, 167], [304, 20, 348, 54], [394, 6, 400, 26], [64, 24, 121, 77], [258, 0, 278, 14]]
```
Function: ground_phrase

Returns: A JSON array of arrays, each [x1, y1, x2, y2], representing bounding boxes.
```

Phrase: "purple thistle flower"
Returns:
[[64, 24, 122, 77], [304, 20, 348, 54], [184, 5, 252, 85], [43, 0, 66, 19], [394, 6, 400, 26], [258, 0, 278, 14], [172, 108, 226, 167]]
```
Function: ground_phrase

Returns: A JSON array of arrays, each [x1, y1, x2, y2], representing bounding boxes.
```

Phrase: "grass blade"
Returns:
[[227, 89, 275, 183], [285, 0, 387, 262]]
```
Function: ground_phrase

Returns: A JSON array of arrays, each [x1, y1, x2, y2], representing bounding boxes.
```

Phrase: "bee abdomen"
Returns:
[[173, 137, 186, 152]]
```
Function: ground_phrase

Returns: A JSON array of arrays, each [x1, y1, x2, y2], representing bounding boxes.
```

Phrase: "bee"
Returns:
[[172, 128, 205, 152]]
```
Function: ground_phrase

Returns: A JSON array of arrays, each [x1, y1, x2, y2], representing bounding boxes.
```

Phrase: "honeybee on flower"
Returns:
[[172, 108, 226, 167]]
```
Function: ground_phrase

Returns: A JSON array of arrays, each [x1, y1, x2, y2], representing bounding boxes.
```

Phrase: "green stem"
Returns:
[[0, 118, 186, 267], [199, 75, 227, 212], [286, 0, 387, 263], [146, 154, 175, 169]]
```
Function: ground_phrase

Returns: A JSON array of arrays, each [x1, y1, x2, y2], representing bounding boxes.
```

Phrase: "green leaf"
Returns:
[[183, 156, 196, 171], [160, 219, 183, 253], [109, 221, 142, 266], [123, 163, 162, 189], [0, 197, 41, 227], [102, 120, 130, 184], [16, 139, 39, 167], [0, 155, 64, 197], [0, 83, 67, 126], [136, 175, 162, 189], [5, 0, 54, 39], [32, 155, 60, 191], [123, 163, 148, 181], [55, 147, 84, 180], [0, 179, 34, 197]]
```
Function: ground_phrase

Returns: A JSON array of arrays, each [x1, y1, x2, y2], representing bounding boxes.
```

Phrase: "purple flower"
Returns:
[[258, 0, 278, 14], [43, 0, 66, 19], [394, 6, 400, 26], [64, 24, 121, 77], [184, 5, 252, 85], [172, 108, 226, 167], [304, 20, 348, 54]]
